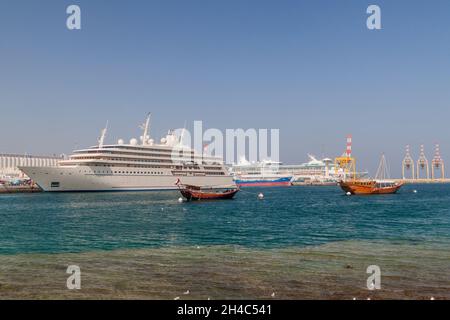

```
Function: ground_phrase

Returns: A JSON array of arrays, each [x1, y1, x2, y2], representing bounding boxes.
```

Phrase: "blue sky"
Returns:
[[1, 0, 449, 176]]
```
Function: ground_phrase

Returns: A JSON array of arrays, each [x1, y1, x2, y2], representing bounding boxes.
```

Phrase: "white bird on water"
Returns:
[[174, 296, 180, 300], [271, 292, 276, 298], [183, 290, 190, 295]]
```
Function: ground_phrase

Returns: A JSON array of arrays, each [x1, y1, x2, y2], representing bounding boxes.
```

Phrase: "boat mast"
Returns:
[[98, 120, 108, 148], [375, 153, 390, 180]]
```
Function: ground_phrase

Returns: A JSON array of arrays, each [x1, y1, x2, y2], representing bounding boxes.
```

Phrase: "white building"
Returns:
[[0, 154, 62, 178]]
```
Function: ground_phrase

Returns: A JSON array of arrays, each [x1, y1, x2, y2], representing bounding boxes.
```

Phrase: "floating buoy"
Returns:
[[346, 192, 352, 196], [271, 292, 276, 298], [178, 197, 184, 203], [183, 290, 190, 295], [258, 193, 264, 199], [430, 297, 435, 300], [413, 190, 418, 194]]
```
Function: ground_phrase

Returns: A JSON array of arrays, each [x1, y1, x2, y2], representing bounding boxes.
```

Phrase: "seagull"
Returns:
[[174, 297, 180, 300], [183, 290, 190, 295], [271, 292, 276, 298]]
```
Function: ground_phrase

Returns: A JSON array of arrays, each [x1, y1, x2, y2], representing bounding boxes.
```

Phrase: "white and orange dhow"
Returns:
[[19, 114, 234, 192]]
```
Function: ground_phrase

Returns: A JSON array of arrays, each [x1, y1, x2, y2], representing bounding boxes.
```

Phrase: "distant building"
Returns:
[[0, 154, 63, 178]]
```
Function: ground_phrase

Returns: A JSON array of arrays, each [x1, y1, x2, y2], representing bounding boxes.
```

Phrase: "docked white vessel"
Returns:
[[19, 114, 234, 192], [231, 155, 367, 186]]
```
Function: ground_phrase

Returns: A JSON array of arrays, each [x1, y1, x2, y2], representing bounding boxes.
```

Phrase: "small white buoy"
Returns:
[[367, 297, 371, 300], [346, 192, 352, 196], [258, 193, 264, 199], [183, 290, 190, 295], [178, 197, 184, 203], [174, 296, 180, 300], [271, 292, 276, 298], [413, 190, 418, 194], [430, 297, 435, 300], [352, 297, 356, 300]]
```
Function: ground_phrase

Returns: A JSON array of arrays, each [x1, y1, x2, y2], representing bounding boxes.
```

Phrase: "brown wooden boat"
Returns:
[[339, 154, 404, 195], [176, 180, 239, 201], [339, 179, 403, 195]]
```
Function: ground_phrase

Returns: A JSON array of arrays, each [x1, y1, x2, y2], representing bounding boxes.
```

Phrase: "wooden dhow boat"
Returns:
[[339, 154, 404, 195], [176, 179, 239, 201], [339, 179, 403, 195]]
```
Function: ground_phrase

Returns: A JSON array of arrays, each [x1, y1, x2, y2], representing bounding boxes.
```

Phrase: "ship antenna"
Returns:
[[140, 113, 151, 145], [98, 120, 108, 148]]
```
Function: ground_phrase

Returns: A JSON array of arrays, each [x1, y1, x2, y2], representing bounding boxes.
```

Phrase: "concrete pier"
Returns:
[[394, 179, 450, 184]]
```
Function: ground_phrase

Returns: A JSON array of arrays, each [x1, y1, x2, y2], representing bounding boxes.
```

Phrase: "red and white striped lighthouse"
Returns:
[[346, 135, 352, 158]]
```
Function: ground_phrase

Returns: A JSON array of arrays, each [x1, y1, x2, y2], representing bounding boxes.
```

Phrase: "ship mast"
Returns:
[[375, 153, 390, 181], [140, 113, 151, 145], [98, 120, 108, 148]]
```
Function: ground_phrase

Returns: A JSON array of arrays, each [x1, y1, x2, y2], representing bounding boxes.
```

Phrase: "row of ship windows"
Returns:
[[72, 156, 173, 162], [70, 157, 222, 166], [79, 170, 164, 175], [74, 152, 204, 159], [74, 170, 225, 176], [73, 153, 219, 161], [71, 163, 223, 171], [79, 149, 176, 155]]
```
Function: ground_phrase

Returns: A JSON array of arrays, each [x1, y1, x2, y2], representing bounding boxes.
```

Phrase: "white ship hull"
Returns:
[[20, 166, 234, 192]]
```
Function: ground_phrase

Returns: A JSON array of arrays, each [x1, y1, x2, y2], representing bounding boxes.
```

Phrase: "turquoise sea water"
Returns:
[[1, 184, 449, 254], [1, 184, 450, 299]]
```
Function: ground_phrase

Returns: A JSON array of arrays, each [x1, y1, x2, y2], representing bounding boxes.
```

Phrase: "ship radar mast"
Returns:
[[140, 113, 151, 145], [98, 120, 108, 148], [178, 120, 187, 147]]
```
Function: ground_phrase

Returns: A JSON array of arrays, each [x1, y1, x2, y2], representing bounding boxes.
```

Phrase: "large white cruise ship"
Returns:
[[19, 114, 234, 192], [231, 155, 368, 186]]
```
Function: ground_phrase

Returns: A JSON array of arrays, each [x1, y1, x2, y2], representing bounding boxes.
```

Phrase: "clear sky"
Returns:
[[1, 0, 449, 177]]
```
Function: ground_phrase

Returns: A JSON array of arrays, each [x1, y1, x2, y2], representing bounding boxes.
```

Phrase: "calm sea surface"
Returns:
[[1, 184, 449, 299]]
